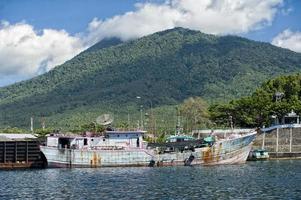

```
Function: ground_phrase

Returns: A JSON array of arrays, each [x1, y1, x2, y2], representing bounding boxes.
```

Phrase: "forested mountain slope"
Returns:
[[1, 27, 301, 129]]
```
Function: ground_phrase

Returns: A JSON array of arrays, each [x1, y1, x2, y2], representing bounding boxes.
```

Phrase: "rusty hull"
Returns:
[[41, 132, 256, 168]]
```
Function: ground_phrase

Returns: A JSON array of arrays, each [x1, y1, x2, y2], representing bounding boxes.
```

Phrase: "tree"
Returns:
[[80, 122, 105, 133], [179, 97, 210, 132], [210, 74, 301, 128], [34, 128, 53, 138], [0, 127, 25, 133]]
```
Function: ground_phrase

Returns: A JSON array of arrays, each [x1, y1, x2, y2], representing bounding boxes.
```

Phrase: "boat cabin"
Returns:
[[104, 131, 145, 148], [45, 130, 146, 150]]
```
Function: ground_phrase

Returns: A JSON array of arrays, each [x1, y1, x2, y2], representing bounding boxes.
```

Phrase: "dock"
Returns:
[[254, 124, 301, 159]]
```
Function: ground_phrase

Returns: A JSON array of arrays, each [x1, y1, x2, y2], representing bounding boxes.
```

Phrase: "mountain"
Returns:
[[1, 27, 301, 129], [85, 37, 123, 52]]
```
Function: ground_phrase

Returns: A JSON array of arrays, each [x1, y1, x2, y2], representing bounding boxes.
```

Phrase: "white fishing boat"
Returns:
[[40, 129, 257, 168]]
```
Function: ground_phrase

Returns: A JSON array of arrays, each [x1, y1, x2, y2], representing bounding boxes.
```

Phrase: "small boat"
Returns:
[[40, 129, 257, 168], [247, 149, 269, 161]]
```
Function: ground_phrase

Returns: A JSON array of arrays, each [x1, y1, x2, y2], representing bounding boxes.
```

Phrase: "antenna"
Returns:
[[96, 114, 114, 126], [30, 117, 34, 133]]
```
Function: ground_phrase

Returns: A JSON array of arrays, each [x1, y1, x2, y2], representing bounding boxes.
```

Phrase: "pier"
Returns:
[[254, 124, 301, 159]]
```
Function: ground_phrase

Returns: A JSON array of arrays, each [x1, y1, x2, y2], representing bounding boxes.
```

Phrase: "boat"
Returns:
[[247, 149, 269, 161], [40, 129, 257, 168]]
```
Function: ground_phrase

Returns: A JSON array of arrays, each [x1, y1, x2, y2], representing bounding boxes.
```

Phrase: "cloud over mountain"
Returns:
[[272, 29, 301, 53], [0, 0, 283, 86], [86, 0, 282, 42], [0, 21, 84, 85]]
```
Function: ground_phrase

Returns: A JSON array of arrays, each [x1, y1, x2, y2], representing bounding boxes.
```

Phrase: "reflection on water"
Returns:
[[0, 160, 300, 199]]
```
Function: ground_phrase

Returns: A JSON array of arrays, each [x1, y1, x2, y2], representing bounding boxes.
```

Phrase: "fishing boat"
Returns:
[[40, 129, 257, 168]]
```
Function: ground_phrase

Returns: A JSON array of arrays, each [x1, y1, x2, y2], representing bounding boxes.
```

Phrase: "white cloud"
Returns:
[[0, 21, 84, 80], [85, 0, 283, 43], [272, 29, 301, 53], [0, 0, 284, 86], [281, 7, 293, 16]]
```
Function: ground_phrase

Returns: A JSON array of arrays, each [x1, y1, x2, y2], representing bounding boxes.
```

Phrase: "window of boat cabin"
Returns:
[[84, 138, 88, 145], [58, 138, 71, 148]]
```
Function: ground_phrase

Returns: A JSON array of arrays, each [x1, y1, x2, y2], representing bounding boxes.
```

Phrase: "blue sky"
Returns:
[[242, 0, 301, 41], [0, 0, 301, 86], [0, 0, 141, 34]]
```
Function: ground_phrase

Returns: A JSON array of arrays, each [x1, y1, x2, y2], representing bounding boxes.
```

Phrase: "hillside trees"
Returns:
[[1, 27, 301, 129], [210, 74, 301, 128], [179, 97, 210, 132]]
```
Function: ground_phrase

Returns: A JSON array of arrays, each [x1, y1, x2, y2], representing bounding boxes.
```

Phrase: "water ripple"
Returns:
[[0, 160, 300, 200]]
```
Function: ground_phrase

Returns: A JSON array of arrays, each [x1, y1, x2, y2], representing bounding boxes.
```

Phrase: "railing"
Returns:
[[192, 129, 254, 134], [90, 146, 125, 150], [261, 124, 301, 132]]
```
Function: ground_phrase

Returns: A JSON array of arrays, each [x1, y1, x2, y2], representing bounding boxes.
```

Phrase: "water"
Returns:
[[0, 160, 300, 200]]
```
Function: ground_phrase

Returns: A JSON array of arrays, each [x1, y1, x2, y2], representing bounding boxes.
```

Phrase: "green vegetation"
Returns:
[[1, 27, 301, 130], [179, 97, 210, 132], [0, 127, 25, 133], [34, 128, 54, 138], [210, 74, 301, 128]]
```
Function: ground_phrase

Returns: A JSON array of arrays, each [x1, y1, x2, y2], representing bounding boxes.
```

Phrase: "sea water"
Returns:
[[0, 160, 300, 200]]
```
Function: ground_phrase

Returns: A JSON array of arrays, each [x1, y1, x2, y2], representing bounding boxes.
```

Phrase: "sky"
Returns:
[[0, 0, 301, 87]]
